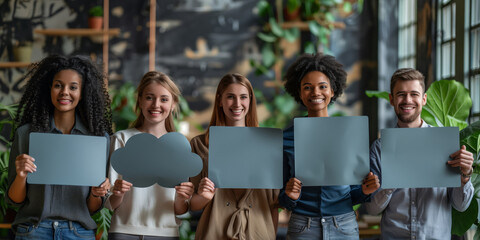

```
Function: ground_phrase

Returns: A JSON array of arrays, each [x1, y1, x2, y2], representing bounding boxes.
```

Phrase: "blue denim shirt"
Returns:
[[279, 124, 370, 217]]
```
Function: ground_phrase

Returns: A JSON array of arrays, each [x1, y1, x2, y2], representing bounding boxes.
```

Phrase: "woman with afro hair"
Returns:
[[279, 53, 379, 239], [7, 54, 112, 240]]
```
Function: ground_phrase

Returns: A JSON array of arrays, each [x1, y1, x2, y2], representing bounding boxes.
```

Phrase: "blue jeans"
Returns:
[[15, 219, 95, 240], [286, 211, 359, 240]]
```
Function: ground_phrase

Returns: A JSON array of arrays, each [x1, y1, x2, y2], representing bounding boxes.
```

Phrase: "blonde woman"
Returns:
[[107, 71, 193, 240]]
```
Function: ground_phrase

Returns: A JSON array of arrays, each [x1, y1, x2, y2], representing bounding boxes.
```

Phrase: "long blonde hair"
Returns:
[[204, 73, 258, 145], [132, 71, 180, 132]]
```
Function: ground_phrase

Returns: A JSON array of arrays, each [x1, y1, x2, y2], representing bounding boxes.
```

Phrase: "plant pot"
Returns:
[[88, 17, 103, 30], [13, 45, 32, 62], [283, 7, 301, 21]]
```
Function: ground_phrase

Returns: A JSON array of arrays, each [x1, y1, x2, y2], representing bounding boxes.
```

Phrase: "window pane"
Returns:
[[398, 0, 417, 69], [399, 0, 405, 26], [472, 0, 479, 25], [452, 3, 456, 38], [410, 26, 416, 56], [473, 28, 480, 70], [452, 42, 455, 76], [410, 0, 417, 24], [399, 28, 404, 58], [472, 74, 480, 113], [442, 43, 451, 78], [408, 0, 414, 24], [443, 5, 452, 40]]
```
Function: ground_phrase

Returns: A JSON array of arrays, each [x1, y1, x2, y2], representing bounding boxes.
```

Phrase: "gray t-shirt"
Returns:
[[6, 116, 107, 230]]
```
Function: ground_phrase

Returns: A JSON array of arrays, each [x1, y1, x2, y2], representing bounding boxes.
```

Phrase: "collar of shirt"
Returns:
[[49, 113, 90, 135], [394, 119, 430, 128]]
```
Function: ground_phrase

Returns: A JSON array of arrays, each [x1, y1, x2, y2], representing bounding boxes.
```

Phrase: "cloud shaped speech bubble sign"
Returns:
[[110, 132, 202, 188]]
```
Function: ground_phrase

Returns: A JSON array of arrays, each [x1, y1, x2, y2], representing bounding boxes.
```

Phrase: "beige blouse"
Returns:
[[190, 134, 279, 240]]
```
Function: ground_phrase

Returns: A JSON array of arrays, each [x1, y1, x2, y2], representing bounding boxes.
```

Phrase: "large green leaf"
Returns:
[[261, 44, 276, 68], [452, 199, 478, 236], [325, 12, 335, 22], [274, 94, 296, 115], [421, 80, 472, 128], [284, 27, 300, 42], [445, 115, 469, 130], [475, 226, 480, 240], [250, 60, 274, 78], [343, 2, 352, 13], [256, 0, 271, 17], [286, 0, 301, 12], [308, 21, 320, 36], [269, 17, 284, 37], [92, 208, 112, 240], [257, 32, 277, 43], [0, 103, 18, 120], [304, 41, 316, 54], [460, 120, 480, 159], [365, 90, 390, 101]]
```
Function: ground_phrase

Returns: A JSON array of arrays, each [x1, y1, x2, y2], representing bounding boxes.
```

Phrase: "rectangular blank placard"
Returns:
[[28, 133, 107, 186], [381, 127, 460, 189], [208, 126, 283, 189], [294, 116, 370, 186]]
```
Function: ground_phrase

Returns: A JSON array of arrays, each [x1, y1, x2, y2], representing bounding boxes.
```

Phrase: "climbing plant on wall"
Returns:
[[251, 0, 360, 128]]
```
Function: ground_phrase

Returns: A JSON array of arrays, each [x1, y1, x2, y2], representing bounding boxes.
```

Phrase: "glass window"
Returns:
[[437, 1, 456, 79], [437, 0, 479, 122], [398, 0, 416, 68], [468, 0, 480, 122]]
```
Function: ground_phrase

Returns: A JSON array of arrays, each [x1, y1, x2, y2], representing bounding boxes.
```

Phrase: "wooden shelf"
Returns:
[[359, 228, 381, 237], [0, 223, 11, 229], [281, 21, 346, 30], [34, 28, 120, 37], [0, 62, 31, 68]]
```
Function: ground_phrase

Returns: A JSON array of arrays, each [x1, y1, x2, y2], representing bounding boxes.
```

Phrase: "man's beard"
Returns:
[[397, 111, 421, 124]]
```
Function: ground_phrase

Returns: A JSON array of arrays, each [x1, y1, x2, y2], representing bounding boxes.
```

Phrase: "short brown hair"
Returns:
[[390, 68, 425, 94]]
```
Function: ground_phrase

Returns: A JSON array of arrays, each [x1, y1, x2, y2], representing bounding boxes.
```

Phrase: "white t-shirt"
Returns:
[[106, 128, 180, 237]]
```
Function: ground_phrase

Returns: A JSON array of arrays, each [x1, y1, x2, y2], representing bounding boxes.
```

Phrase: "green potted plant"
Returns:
[[284, 0, 301, 21], [0, 104, 18, 237], [88, 6, 103, 30]]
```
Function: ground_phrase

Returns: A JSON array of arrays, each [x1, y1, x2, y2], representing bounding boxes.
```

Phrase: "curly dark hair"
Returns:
[[15, 54, 112, 136], [284, 53, 347, 105]]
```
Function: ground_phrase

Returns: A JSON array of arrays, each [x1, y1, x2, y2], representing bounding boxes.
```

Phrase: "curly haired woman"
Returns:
[[7, 54, 112, 240], [279, 53, 380, 240]]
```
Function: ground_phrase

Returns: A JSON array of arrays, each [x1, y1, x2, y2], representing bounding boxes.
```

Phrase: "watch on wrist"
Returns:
[[461, 168, 473, 179]]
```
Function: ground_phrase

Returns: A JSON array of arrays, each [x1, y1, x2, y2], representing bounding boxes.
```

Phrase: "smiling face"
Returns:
[[389, 79, 427, 128], [300, 71, 334, 117], [50, 69, 83, 116], [220, 83, 250, 127], [138, 82, 175, 128]]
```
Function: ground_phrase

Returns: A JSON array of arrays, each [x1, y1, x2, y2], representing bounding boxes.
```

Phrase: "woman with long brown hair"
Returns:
[[189, 73, 279, 240]]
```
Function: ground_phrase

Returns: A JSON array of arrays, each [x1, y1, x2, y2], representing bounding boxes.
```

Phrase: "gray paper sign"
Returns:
[[208, 126, 283, 189], [28, 133, 107, 186], [381, 127, 460, 189], [110, 132, 202, 188], [294, 116, 370, 186]]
